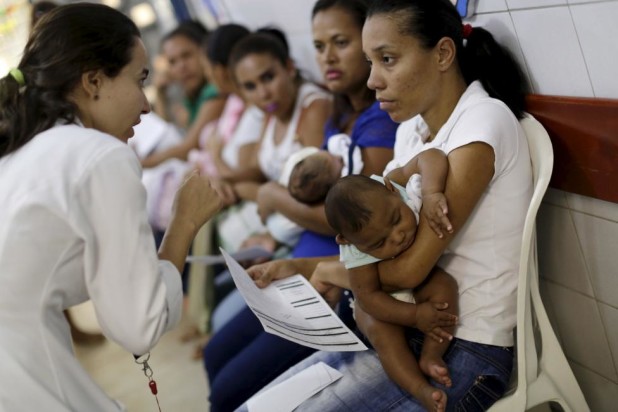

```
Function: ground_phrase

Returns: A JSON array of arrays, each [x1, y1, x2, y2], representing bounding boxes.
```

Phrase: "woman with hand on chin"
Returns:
[[0, 4, 221, 410]]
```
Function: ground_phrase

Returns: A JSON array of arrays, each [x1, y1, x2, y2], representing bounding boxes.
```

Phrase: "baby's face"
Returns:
[[345, 190, 418, 260]]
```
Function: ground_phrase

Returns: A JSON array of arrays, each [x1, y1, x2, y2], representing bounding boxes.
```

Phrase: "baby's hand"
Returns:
[[422, 192, 453, 238], [414, 301, 457, 343]]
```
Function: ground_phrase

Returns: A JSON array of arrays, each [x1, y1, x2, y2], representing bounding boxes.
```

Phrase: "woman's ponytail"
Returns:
[[367, 0, 529, 119], [461, 26, 529, 119]]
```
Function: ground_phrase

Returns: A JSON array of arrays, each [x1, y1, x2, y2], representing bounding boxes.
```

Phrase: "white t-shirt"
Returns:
[[388, 81, 533, 347], [326, 133, 363, 176], [258, 82, 331, 182], [221, 105, 264, 169], [0, 124, 183, 411]]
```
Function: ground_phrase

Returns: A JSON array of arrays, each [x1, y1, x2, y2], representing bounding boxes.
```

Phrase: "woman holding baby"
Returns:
[[242, 0, 533, 411], [203, 1, 398, 410]]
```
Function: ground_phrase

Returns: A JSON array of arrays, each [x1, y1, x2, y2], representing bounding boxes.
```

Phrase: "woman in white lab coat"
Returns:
[[0, 4, 221, 411]]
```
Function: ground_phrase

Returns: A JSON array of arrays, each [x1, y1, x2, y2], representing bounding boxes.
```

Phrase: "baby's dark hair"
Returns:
[[289, 157, 337, 204], [324, 175, 388, 235]]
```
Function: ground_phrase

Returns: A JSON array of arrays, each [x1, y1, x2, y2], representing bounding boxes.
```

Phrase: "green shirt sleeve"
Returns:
[[184, 83, 221, 126]]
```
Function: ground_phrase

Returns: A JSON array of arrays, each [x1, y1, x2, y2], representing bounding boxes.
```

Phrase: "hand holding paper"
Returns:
[[220, 248, 367, 352]]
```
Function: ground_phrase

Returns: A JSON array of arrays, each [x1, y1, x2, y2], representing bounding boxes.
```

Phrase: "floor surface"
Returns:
[[74, 312, 211, 412]]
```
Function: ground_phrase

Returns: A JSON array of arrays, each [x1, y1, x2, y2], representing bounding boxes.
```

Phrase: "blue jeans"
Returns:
[[204, 306, 316, 412], [210, 288, 247, 333], [237, 329, 513, 412]]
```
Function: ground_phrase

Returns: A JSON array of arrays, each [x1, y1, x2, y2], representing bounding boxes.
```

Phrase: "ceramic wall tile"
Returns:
[[570, 362, 618, 411], [566, 192, 618, 223], [570, 2, 618, 98], [468, 12, 532, 87], [537, 204, 594, 295], [507, 0, 567, 9], [598, 302, 618, 380], [475, 0, 509, 13], [568, 0, 618, 4], [543, 283, 617, 380], [511, 7, 594, 96], [221, 0, 314, 33], [571, 211, 618, 307]]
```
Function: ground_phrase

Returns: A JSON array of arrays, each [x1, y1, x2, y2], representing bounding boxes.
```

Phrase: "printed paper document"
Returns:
[[247, 362, 343, 412], [220, 248, 367, 352]]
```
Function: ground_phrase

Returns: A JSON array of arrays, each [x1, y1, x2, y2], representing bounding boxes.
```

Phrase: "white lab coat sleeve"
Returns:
[[71, 144, 183, 356]]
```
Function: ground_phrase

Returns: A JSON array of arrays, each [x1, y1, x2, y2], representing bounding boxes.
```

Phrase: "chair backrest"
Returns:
[[514, 113, 554, 389]]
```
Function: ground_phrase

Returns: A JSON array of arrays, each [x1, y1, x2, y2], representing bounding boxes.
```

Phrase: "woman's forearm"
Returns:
[[219, 165, 265, 183], [141, 143, 191, 168], [266, 186, 334, 235]]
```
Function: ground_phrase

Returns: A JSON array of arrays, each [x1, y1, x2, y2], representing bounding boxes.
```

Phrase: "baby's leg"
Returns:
[[356, 304, 447, 412], [414, 267, 459, 387]]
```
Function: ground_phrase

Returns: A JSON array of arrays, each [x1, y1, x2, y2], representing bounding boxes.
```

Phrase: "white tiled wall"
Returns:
[[218, 0, 618, 409], [537, 205, 594, 296], [219, 0, 321, 82], [473, 0, 618, 99], [473, 1, 618, 407], [511, 7, 594, 95], [444, 0, 615, 408], [570, 2, 618, 97]]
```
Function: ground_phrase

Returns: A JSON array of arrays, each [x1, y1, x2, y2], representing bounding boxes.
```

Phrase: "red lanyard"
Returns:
[[134, 352, 162, 412]]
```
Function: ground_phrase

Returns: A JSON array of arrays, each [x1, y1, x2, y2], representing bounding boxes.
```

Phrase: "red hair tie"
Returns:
[[462, 24, 473, 39]]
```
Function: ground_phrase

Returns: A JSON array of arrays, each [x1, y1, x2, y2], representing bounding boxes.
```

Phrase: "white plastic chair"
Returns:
[[489, 114, 589, 412]]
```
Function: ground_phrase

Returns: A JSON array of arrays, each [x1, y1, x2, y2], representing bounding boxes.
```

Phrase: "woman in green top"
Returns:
[[143, 21, 227, 169]]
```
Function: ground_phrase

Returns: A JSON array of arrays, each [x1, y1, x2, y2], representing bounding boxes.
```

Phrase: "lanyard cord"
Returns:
[[134, 353, 162, 412]]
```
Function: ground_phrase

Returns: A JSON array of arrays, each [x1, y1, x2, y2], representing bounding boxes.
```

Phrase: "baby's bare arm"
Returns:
[[416, 149, 452, 236], [385, 149, 448, 190], [416, 149, 448, 195], [350, 265, 407, 322], [349, 264, 455, 331]]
